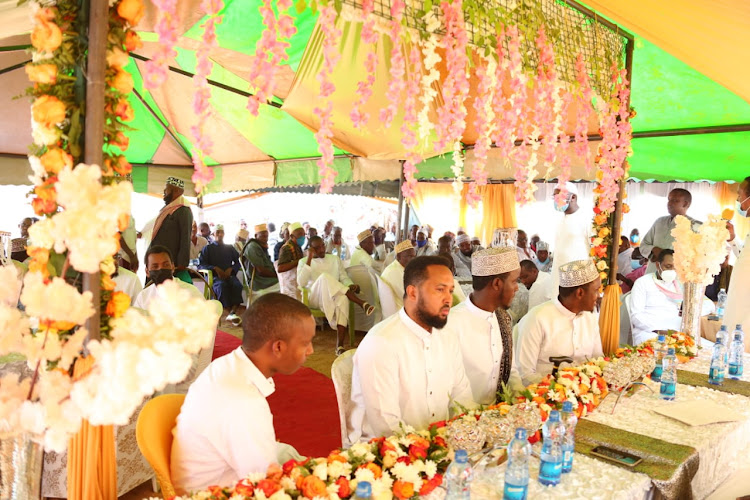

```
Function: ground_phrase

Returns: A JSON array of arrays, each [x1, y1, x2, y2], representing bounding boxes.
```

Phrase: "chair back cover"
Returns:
[[346, 265, 379, 330], [621, 291, 634, 346], [376, 275, 399, 320], [331, 349, 356, 448], [135, 393, 186, 498]]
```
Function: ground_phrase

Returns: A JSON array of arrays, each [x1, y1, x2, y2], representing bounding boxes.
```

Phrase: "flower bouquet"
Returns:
[[642, 330, 697, 363]]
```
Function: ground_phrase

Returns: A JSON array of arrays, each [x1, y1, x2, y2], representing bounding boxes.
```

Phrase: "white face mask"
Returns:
[[659, 268, 677, 283]]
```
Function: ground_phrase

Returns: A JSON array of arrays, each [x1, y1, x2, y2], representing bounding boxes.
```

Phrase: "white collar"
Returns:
[[232, 347, 275, 398], [552, 298, 579, 319], [465, 294, 495, 321], [398, 308, 435, 342]]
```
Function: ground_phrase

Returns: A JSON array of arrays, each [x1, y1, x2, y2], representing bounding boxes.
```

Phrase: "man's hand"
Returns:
[[651, 247, 663, 258], [727, 221, 735, 242], [616, 273, 627, 282], [349, 284, 360, 294]]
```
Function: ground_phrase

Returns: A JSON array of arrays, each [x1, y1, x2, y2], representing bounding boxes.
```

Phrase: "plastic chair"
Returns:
[[621, 292, 634, 346], [300, 286, 355, 346], [197, 269, 214, 300], [135, 393, 186, 499], [376, 275, 400, 320], [346, 265, 380, 331], [331, 349, 356, 448]]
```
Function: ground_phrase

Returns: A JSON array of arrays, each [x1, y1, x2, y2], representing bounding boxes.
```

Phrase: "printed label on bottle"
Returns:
[[729, 364, 743, 376], [709, 367, 724, 384], [660, 382, 676, 399], [538, 459, 562, 485], [651, 364, 662, 382], [503, 483, 528, 500]]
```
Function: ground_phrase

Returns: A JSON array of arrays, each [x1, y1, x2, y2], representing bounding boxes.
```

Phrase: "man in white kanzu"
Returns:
[[516, 259, 604, 386], [551, 182, 592, 291], [515, 230, 538, 267], [171, 294, 312, 493], [447, 248, 525, 405], [133, 245, 204, 310], [453, 233, 475, 275], [725, 176, 750, 349], [639, 188, 700, 274], [380, 240, 417, 310], [298, 236, 374, 355], [349, 256, 476, 441], [350, 229, 382, 273], [519, 259, 555, 310]]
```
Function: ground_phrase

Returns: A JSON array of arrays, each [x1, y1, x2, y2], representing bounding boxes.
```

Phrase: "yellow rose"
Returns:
[[39, 148, 73, 174], [31, 20, 63, 53], [110, 69, 134, 95], [106, 47, 130, 69], [32, 95, 66, 128], [106, 291, 131, 318], [26, 63, 58, 84], [124, 30, 143, 51], [592, 237, 603, 247], [596, 260, 608, 271], [598, 227, 610, 238], [599, 271, 608, 280], [117, 0, 145, 26]]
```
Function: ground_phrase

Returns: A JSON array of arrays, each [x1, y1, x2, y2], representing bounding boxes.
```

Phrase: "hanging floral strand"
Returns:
[[416, 12, 441, 144], [467, 51, 497, 207], [350, 0, 377, 128], [574, 53, 594, 173], [400, 43, 423, 199], [247, 0, 296, 116], [554, 91, 573, 206], [379, 0, 405, 128], [142, 0, 179, 89], [313, 4, 342, 193], [189, 0, 224, 192]]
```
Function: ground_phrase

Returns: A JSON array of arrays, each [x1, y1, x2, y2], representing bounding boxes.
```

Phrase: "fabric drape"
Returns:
[[599, 284, 621, 354], [459, 183, 517, 246], [67, 356, 117, 500]]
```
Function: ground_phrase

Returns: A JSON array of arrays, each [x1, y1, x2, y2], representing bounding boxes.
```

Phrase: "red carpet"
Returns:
[[212, 330, 341, 457]]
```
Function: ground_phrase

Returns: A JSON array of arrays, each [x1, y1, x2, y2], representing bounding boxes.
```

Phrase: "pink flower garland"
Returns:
[[467, 53, 494, 208], [142, 0, 179, 89], [246, 0, 296, 116], [435, 0, 469, 152], [350, 0, 377, 129], [189, 0, 223, 192], [313, 4, 341, 193], [554, 92, 573, 207], [535, 26, 558, 175], [574, 53, 594, 173], [379, 0, 405, 128], [400, 44, 423, 200]]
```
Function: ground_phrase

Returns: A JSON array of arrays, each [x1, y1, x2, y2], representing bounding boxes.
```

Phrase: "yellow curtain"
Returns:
[[67, 356, 117, 500], [599, 284, 621, 354], [459, 184, 518, 246], [716, 182, 750, 242], [410, 183, 462, 234]]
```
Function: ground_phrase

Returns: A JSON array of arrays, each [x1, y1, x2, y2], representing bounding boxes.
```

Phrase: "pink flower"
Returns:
[[350, 0, 378, 129], [143, 0, 180, 90], [379, 0, 406, 129]]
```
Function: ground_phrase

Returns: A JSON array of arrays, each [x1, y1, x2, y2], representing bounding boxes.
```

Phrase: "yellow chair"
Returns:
[[136, 394, 185, 498]]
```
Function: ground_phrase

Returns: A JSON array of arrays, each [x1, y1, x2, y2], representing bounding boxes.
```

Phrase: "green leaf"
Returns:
[[295, 0, 307, 14], [424, 0, 433, 12]]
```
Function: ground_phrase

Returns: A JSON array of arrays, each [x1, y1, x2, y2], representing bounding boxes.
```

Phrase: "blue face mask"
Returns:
[[296, 236, 306, 246], [631, 259, 641, 270], [554, 199, 570, 212], [416, 239, 427, 248], [630, 234, 640, 244], [737, 196, 750, 217]]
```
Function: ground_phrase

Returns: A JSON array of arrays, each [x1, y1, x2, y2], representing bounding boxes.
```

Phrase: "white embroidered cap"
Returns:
[[357, 230, 373, 243], [471, 247, 520, 276], [556, 181, 578, 195], [395, 240, 413, 254], [456, 234, 471, 245], [166, 176, 185, 189], [559, 259, 599, 287], [536, 241, 549, 251]]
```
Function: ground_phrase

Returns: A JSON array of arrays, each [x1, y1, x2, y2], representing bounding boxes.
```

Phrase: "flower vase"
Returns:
[[680, 281, 705, 347], [0, 433, 43, 500]]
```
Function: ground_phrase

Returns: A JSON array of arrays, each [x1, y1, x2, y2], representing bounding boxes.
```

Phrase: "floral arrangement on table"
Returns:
[[671, 214, 730, 285], [643, 330, 698, 363]]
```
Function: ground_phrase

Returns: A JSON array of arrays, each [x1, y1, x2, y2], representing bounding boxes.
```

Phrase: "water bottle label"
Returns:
[[503, 483, 528, 500], [562, 450, 573, 473], [538, 459, 562, 485], [651, 364, 663, 382], [709, 367, 724, 384], [729, 364, 743, 376], [717, 307, 724, 317], [660, 381, 676, 400]]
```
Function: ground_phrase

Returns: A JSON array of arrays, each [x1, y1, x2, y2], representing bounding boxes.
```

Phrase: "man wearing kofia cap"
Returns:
[[350, 229, 382, 273], [380, 240, 417, 310], [150, 176, 194, 283]]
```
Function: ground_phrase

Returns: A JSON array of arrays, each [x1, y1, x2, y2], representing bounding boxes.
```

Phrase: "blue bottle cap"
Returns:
[[667, 347, 675, 355], [658, 335, 666, 342], [514, 427, 527, 440], [735, 333, 742, 341], [454, 449, 468, 463], [737, 324, 743, 330], [562, 401, 573, 412], [548, 410, 560, 422], [720, 325, 728, 331], [356, 481, 372, 498]]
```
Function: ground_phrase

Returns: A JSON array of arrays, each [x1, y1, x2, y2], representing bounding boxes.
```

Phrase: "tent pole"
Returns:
[[402, 203, 410, 244], [396, 160, 404, 242], [81, 0, 108, 342]]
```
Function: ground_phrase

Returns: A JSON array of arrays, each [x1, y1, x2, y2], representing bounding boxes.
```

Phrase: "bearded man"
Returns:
[[149, 177, 193, 283]]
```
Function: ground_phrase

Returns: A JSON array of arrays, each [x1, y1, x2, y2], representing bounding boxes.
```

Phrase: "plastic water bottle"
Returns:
[[728, 333, 744, 380], [503, 428, 531, 500], [560, 401, 578, 473], [651, 334, 667, 382], [717, 288, 728, 318], [445, 449, 473, 500], [353, 481, 372, 500], [538, 410, 563, 486], [708, 336, 726, 385], [660, 348, 677, 400], [733, 324, 745, 345]]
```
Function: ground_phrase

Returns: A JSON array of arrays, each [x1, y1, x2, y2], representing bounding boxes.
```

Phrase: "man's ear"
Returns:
[[406, 283, 418, 301]]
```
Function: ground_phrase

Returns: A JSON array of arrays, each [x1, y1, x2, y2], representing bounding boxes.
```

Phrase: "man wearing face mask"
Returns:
[[149, 177, 194, 284], [415, 227, 437, 256], [724, 176, 750, 348], [551, 182, 592, 292], [134, 245, 203, 310], [629, 250, 714, 345], [535, 241, 553, 272]]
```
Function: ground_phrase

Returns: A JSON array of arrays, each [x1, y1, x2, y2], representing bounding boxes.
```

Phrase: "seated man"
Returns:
[[113, 261, 143, 304], [243, 223, 279, 293], [618, 247, 648, 293], [298, 236, 374, 355], [234, 228, 249, 255], [171, 293, 312, 493], [380, 240, 416, 309], [438, 235, 469, 277], [447, 248, 525, 405], [350, 229, 382, 273], [325, 226, 350, 261], [516, 230, 538, 266], [134, 245, 203, 309], [415, 227, 436, 256], [199, 225, 244, 325], [277, 222, 305, 299], [520, 259, 555, 310], [629, 249, 713, 345], [471, 236, 484, 250], [453, 234, 474, 276], [350, 256, 475, 441], [273, 222, 290, 262], [535, 241, 553, 273], [189, 221, 208, 263], [516, 259, 604, 385], [373, 227, 388, 262]]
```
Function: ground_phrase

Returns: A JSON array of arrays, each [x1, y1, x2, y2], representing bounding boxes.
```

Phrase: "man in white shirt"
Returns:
[[113, 263, 142, 304], [535, 241, 553, 273], [551, 182, 592, 291], [298, 236, 373, 355], [447, 248, 524, 405], [381, 240, 416, 309], [189, 221, 208, 262], [516, 259, 604, 385], [325, 226, 351, 261], [350, 229, 382, 273], [171, 293, 313, 493], [415, 227, 437, 256], [616, 236, 633, 278], [516, 230, 538, 266], [629, 249, 714, 345], [724, 177, 750, 349], [453, 233, 474, 275], [640, 188, 700, 274], [134, 245, 204, 310], [350, 256, 475, 441], [519, 260, 555, 310], [373, 227, 388, 263]]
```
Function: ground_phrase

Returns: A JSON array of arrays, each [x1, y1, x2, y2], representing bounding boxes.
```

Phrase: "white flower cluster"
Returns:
[[29, 163, 132, 273], [20, 272, 95, 326], [71, 280, 220, 425], [671, 214, 729, 285]]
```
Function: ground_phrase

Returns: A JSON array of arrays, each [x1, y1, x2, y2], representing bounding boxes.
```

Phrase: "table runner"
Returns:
[[677, 369, 750, 397], [575, 420, 699, 500]]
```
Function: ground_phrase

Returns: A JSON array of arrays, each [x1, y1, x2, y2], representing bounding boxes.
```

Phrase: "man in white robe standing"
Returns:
[[298, 236, 374, 355], [640, 188, 700, 274], [447, 248, 525, 405], [551, 182, 592, 291], [380, 240, 416, 309], [516, 259, 604, 385], [725, 176, 750, 350], [349, 256, 475, 441]]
